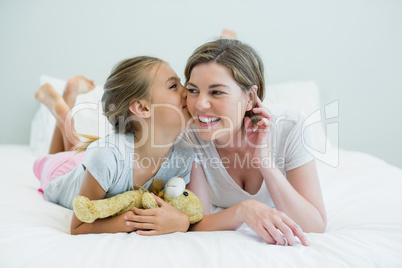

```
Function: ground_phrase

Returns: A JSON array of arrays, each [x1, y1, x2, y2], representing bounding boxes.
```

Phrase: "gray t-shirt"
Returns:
[[44, 132, 194, 210], [183, 103, 315, 209]]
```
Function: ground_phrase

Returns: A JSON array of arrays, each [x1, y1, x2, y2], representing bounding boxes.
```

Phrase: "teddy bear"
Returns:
[[73, 176, 203, 224]]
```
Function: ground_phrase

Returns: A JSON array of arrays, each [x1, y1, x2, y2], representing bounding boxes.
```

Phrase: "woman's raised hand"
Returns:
[[244, 96, 272, 168], [240, 199, 310, 246]]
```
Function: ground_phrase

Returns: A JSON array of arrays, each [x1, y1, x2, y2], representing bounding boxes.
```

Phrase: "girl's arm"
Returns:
[[70, 170, 137, 235]]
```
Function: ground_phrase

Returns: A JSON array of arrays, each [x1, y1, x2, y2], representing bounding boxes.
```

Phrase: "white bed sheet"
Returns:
[[1, 145, 402, 268]]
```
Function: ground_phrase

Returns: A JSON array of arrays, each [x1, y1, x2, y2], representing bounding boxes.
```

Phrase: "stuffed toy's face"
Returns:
[[164, 188, 203, 224], [162, 176, 203, 224]]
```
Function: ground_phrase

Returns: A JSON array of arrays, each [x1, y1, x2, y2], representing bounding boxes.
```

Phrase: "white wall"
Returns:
[[0, 0, 401, 168]]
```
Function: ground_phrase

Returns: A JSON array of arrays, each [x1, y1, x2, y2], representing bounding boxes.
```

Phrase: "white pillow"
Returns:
[[30, 75, 113, 156], [266, 81, 321, 116]]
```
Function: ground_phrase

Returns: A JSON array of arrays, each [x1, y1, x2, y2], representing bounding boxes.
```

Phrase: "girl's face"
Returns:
[[186, 62, 253, 143], [149, 62, 191, 133]]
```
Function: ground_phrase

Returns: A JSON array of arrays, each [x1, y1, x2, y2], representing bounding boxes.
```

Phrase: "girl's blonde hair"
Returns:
[[184, 38, 265, 125], [75, 56, 163, 152]]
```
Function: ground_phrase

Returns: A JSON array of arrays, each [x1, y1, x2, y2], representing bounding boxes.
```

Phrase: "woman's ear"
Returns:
[[129, 99, 151, 118], [246, 85, 258, 111]]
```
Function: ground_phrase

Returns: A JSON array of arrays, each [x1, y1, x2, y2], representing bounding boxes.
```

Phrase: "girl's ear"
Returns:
[[246, 85, 258, 111], [129, 99, 151, 118]]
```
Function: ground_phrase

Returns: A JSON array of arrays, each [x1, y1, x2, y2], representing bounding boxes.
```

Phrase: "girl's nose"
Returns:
[[180, 84, 187, 98]]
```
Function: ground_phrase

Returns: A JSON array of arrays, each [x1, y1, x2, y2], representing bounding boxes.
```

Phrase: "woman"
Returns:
[[182, 37, 327, 246]]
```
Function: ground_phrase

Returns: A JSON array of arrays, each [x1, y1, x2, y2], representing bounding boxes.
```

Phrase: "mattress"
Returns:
[[1, 145, 402, 267]]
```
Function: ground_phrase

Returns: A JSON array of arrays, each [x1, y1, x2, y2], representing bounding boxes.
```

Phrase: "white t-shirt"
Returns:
[[44, 132, 194, 210], [183, 103, 315, 209]]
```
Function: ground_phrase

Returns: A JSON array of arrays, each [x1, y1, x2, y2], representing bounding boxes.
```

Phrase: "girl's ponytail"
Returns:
[[73, 133, 101, 153]]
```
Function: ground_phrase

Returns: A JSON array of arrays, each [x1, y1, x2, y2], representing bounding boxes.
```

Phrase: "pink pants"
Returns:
[[33, 151, 85, 196]]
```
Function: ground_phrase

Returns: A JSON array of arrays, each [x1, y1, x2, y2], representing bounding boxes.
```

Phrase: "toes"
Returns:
[[221, 29, 237, 39]]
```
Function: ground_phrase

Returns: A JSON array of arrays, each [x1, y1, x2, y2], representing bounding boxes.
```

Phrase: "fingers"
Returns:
[[252, 107, 270, 120], [254, 95, 264, 108], [125, 211, 153, 223], [136, 230, 159, 236], [274, 222, 296, 246], [244, 116, 254, 132], [131, 206, 156, 216], [252, 105, 271, 132], [269, 213, 309, 246], [124, 210, 158, 233], [125, 221, 154, 230], [257, 118, 270, 129], [255, 225, 276, 245], [256, 210, 309, 246], [151, 193, 166, 207], [282, 217, 310, 246]]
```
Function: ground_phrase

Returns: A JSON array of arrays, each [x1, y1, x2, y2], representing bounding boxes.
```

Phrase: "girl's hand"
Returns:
[[240, 199, 310, 246], [124, 194, 190, 235], [117, 211, 141, 233], [244, 96, 272, 168]]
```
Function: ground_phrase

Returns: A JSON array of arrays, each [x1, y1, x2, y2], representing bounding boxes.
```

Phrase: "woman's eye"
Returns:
[[169, 84, 177, 89], [212, 90, 224, 95], [187, 88, 198, 94]]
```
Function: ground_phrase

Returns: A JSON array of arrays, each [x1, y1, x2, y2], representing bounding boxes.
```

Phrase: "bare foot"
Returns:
[[63, 75, 96, 107], [221, 29, 238, 40], [35, 83, 70, 126]]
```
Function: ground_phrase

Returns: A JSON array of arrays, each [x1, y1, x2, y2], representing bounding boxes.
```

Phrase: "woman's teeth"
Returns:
[[198, 116, 220, 123]]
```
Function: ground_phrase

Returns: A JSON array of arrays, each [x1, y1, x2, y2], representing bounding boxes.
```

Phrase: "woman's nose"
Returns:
[[195, 93, 211, 111]]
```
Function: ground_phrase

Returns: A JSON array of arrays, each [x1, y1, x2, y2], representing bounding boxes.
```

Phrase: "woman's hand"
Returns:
[[244, 96, 272, 168], [240, 199, 310, 246], [124, 194, 190, 236]]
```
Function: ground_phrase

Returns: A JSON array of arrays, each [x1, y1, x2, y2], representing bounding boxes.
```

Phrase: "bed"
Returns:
[[1, 77, 402, 267]]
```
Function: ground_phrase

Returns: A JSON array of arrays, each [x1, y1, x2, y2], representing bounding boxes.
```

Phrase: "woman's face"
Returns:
[[149, 62, 191, 133], [186, 62, 252, 142]]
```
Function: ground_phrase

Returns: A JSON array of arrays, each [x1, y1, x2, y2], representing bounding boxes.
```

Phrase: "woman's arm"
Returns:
[[186, 162, 210, 216], [70, 170, 137, 235], [187, 163, 243, 231], [186, 162, 309, 246], [261, 160, 327, 233], [247, 96, 327, 233]]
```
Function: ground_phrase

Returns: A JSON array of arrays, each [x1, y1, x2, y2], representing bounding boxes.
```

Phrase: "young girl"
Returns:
[[33, 56, 194, 235], [182, 35, 327, 246]]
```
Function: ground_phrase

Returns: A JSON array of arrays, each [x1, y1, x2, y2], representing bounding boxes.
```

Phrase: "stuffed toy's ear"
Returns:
[[151, 178, 164, 195]]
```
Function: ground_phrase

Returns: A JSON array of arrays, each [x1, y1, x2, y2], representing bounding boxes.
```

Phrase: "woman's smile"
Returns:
[[197, 114, 221, 127], [186, 62, 251, 141]]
